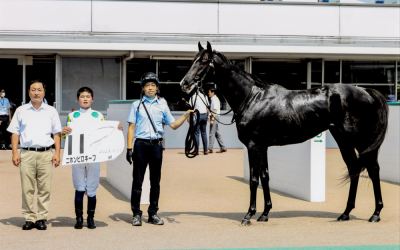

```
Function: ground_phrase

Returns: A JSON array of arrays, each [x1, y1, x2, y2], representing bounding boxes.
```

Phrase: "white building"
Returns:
[[1, 0, 399, 148]]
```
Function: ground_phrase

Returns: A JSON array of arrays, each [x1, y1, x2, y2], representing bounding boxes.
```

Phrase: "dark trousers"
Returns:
[[131, 139, 163, 216], [0, 116, 9, 144], [195, 113, 208, 153]]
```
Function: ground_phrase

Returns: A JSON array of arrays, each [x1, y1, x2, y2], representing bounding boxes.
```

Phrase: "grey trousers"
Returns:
[[208, 121, 225, 150]]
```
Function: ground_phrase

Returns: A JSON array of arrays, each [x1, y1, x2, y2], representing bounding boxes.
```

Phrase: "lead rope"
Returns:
[[185, 91, 200, 158]]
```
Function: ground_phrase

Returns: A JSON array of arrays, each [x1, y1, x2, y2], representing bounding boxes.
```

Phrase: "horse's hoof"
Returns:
[[257, 215, 269, 222], [368, 215, 381, 223], [337, 214, 350, 221], [240, 219, 251, 226]]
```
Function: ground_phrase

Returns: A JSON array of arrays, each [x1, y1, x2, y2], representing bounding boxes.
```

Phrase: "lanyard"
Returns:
[[0, 98, 4, 107]]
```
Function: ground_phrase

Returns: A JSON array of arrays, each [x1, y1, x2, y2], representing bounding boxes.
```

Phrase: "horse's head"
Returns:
[[180, 41, 215, 94]]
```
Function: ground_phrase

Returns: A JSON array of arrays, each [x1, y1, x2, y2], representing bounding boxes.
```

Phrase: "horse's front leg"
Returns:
[[241, 144, 261, 226], [257, 148, 272, 222]]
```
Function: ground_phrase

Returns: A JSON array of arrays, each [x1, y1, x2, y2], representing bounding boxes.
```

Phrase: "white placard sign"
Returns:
[[62, 121, 124, 165]]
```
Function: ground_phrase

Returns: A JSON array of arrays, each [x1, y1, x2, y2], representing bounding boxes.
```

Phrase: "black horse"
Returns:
[[180, 42, 389, 226]]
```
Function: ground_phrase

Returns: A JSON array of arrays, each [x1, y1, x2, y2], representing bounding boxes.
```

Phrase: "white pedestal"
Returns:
[[106, 101, 150, 204], [378, 105, 400, 184], [244, 132, 326, 202]]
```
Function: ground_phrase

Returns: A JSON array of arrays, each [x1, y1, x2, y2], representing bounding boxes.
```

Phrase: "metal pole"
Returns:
[[339, 60, 342, 84], [395, 61, 398, 101], [321, 59, 325, 86], [22, 56, 26, 104], [307, 61, 312, 89], [55, 54, 61, 113], [122, 51, 134, 100]]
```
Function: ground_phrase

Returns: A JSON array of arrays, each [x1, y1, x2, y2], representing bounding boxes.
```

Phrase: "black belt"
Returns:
[[22, 146, 52, 152], [136, 138, 163, 144]]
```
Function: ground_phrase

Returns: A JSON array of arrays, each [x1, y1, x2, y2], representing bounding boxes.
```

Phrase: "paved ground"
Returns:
[[0, 149, 399, 249]]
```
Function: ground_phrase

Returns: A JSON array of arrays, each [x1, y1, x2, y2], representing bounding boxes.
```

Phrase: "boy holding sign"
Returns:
[[62, 87, 123, 229]]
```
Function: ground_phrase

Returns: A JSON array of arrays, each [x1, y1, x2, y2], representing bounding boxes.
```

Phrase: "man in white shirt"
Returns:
[[188, 89, 209, 155], [206, 88, 226, 153], [7, 80, 62, 231]]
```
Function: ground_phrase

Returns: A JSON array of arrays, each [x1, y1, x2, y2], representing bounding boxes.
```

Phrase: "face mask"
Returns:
[[1, 93, 4, 97]]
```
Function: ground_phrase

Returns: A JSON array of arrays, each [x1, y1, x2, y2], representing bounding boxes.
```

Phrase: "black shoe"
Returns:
[[132, 215, 142, 226], [148, 214, 164, 225], [35, 220, 47, 230], [22, 221, 36, 230], [74, 200, 84, 229], [87, 199, 97, 229]]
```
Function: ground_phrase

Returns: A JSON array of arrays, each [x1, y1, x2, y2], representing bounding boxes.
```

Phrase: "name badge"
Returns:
[[1, 105, 6, 111]]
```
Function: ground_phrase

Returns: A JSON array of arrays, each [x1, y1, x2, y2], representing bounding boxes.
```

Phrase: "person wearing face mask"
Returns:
[[7, 80, 62, 230], [0, 89, 12, 150]]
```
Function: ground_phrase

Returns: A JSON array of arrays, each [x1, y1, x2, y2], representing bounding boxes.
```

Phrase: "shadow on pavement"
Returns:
[[109, 211, 360, 225], [99, 177, 130, 203], [0, 217, 25, 227], [48, 217, 108, 228]]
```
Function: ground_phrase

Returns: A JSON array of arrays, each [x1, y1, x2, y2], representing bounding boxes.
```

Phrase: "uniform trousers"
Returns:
[[195, 113, 208, 153], [131, 139, 163, 216], [208, 121, 225, 150], [0, 115, 9, 144], [72, 163, 101, 197], [20, 149, 53, 222]]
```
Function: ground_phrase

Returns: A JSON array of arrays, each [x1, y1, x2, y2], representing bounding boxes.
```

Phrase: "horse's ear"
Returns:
[[206, 41, 212, 54], [198, 42, 204, 51]]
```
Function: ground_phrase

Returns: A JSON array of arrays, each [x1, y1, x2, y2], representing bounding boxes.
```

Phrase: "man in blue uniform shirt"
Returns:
[[0, 88, 12, 150], [126, 72, 192, 226]]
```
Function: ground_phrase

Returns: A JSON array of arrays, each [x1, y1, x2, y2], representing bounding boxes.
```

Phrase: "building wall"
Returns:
[[1, 0, 399, 53]]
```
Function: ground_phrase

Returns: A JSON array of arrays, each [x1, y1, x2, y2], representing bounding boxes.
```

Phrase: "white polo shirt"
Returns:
[[7, 102, 62, 148], [189, 93, 208, 114], [210, 95, 221, 117]]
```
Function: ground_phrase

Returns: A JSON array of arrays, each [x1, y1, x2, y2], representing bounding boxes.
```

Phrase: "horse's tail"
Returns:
[[348, 88, 389, 180]]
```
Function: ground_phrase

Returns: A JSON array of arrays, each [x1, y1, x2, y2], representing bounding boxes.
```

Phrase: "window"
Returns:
[[252, 61, 307, 90], [126, 59, 156, 100], [26, 58, 56, 106], [342, 61, 396, 97], [311, 61, 322, 86], [62, 58, 121, 112], [0, 58, 23, 110], [324, 61, 340, 84]]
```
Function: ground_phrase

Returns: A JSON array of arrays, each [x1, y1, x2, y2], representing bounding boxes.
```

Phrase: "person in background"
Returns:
[[206, 87, 227, 154], [187, 88, 209, 155], [383, 88, 397, 102], [7, 80, 62, 230], [0, 88, 12, 150]]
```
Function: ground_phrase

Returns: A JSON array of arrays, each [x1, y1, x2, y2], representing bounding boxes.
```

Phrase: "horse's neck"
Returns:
[[215, 70, 254, 112]]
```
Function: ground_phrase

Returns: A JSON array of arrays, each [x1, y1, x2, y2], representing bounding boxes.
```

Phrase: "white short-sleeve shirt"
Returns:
[[189, 93, 208, 114], [7, 102, 62, 147], [210, 95, 221, 117]]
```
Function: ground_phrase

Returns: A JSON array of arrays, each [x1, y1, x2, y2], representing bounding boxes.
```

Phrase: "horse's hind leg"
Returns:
[[257, 149, 272, 222], [330, 128, 359, 221], [241, 143, 262, 226], [363, 150, 383, 222]]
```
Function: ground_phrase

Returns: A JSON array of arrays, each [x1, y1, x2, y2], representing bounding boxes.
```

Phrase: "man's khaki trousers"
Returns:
[[20, 149, 53, 222]]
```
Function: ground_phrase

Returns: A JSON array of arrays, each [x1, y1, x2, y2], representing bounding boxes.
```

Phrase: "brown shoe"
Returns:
[[216, 148, 227, 153], [206, 150, 213, 154], [204, 151, 208, 155]]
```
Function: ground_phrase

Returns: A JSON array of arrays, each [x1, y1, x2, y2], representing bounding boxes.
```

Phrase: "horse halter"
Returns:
[[192, 53, 215, 90]]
